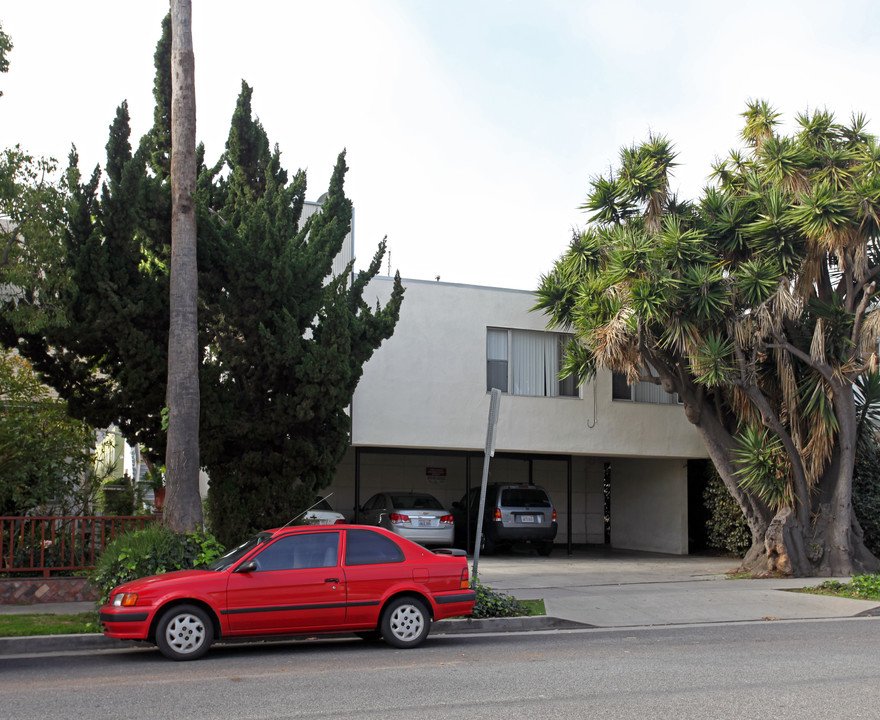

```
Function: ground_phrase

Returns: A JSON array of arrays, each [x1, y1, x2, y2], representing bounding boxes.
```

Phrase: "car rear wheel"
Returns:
[[536, 541, 554, 556], [480, 533, 496, 555], [381, 597, 431, 648], [155, 604, 214, 661]]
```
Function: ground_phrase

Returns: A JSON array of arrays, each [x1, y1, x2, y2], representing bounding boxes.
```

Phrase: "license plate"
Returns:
[[519, 515, 535, 523], [418, 518, 432, 527]]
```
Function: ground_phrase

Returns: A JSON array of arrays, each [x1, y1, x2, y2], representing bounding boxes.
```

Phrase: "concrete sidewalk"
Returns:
[[2, 548, 878, 656], [475, 547, 880, 627]]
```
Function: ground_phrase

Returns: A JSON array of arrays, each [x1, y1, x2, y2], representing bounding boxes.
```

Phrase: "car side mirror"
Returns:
[[235, 560, 258, 573]]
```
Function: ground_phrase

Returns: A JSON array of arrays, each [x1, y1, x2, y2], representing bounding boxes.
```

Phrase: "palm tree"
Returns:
[[536, 102, 880, 576], [164, 0, 203, 531]]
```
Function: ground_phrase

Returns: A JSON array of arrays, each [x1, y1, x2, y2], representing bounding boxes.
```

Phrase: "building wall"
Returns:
[[352, 277, 707, 460], [322, 276, 709, 555], [609, 458, 689, 554]]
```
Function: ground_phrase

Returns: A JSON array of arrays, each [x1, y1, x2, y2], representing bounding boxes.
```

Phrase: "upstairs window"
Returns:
[[487, 328, 577, 398], [611, 366, 679, 405]]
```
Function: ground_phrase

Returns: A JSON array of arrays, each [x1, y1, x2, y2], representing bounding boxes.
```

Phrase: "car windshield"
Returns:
[[207, 532, 272, 571], [391, 494, 444, 510]]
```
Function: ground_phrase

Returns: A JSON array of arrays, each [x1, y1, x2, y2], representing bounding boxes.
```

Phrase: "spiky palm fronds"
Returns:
[[690, 332, 736, 387], [735, 257, 782, 306], [741, 99, 781, 150], [582, 174, 636, 226], [681, 264, 731, 324], [732, 425, 792, 508]]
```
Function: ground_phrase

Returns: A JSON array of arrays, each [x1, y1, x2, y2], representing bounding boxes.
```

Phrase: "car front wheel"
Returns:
[[155, 604, 214, 661], [381, 597, 431, 648]]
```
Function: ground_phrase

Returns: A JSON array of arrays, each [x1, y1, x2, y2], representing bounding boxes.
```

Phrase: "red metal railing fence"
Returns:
[[0, 516, 156, 577]]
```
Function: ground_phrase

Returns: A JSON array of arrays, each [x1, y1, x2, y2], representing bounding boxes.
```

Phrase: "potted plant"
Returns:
[[147, 466, 166, 511]]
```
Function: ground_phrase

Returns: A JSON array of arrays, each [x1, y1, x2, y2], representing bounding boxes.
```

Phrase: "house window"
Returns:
[[611, 366, 679, 405], [486, 328, 578, 398]]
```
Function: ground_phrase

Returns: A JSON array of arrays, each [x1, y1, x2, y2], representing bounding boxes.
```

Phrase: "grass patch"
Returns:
[[518, 599, 546, 616], [795, 574, 880, 601], [0, 612, 100, 637]]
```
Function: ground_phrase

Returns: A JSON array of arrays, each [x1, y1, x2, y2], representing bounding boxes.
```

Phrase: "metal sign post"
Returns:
[[472, 388, 501, 581]]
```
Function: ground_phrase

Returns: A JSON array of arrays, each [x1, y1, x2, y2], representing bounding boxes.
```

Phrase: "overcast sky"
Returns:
[[4, 1, 880, 289]]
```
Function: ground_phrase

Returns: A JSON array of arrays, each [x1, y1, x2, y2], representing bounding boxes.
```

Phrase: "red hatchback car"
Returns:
[[100, 525, 475, 661]]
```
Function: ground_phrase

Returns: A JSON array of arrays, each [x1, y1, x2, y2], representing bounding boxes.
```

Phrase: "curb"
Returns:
[[0, 615, 585, 657], [434, 615, 591, 634]]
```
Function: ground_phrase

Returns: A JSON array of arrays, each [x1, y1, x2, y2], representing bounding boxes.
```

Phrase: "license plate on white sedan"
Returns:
[[418, 518, 433, 527]]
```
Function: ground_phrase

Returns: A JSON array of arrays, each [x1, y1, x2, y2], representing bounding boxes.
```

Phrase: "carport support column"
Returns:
[[567, 455, 572, 556]]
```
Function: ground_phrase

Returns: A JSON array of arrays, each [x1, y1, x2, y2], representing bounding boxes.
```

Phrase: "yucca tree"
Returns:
[[536, 101, 880, 576]]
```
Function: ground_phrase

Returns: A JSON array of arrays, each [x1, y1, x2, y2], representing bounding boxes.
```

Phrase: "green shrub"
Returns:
[[814, 574, 880, 600], [89, 525, 225, 605], [101, 476, 136, 516], [470, 579, 528, 618], [853, 443, 880, 558], [703, 467, 751, 556]]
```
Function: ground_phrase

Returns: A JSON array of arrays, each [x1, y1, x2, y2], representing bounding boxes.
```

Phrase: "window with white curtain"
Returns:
[[486, 328, 577, 398], [611, 366, 679, 405]]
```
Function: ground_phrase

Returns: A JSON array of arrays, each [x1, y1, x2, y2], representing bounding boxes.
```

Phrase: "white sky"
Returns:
[[3, 0, 880, 290]]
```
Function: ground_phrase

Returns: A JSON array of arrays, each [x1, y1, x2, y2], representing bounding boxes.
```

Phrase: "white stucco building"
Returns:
[[323, 276, 710, 556]]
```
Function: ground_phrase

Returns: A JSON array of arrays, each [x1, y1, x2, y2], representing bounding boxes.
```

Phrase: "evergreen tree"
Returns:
[[2, 19, 404, 547]]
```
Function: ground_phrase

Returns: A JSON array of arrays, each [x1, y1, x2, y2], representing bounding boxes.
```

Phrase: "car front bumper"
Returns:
[[99, 606, 154, 640]]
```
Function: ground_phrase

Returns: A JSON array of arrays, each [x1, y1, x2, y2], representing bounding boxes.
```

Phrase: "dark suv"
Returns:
[[452, 484, 557, 555]]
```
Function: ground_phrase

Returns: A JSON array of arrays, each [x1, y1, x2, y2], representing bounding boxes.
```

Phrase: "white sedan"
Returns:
[[299, 496, 347, 525], [359, 492, 455, 546]]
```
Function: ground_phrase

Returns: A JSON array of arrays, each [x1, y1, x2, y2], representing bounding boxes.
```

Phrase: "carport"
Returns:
[[349, 447, 574, 555]]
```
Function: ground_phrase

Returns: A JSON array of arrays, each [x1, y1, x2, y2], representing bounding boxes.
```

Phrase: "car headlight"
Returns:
[[112, 593, 139, 607]]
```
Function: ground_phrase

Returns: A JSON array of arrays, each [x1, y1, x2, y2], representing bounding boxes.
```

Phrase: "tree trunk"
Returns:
[[164, 0, 203, 532], [689, 387, 879, 577]]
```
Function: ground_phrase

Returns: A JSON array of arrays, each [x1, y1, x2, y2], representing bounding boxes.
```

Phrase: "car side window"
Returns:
[[252, 532, 339, 571], [344, 529, 404, 566]]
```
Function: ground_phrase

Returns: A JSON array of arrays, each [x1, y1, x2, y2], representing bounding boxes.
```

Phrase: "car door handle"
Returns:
[[325, 578, 340, 583]]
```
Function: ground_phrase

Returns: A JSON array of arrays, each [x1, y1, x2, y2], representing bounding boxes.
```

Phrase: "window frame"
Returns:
[[486, 327, 579, 399]]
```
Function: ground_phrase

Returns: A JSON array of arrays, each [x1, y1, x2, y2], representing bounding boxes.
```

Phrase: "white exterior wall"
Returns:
[[610, 458, 689, 554], [351, 277, 706, 460]]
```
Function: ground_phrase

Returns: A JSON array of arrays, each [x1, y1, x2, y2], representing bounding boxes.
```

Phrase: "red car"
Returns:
[[100, 524, 475, 661]]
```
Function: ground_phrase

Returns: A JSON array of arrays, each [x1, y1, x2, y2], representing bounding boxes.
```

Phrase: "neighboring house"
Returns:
[[322, 276, 709, 556]]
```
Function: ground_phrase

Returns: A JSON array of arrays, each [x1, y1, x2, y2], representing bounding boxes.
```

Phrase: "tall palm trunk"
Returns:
[[164, 0, 203, 532]]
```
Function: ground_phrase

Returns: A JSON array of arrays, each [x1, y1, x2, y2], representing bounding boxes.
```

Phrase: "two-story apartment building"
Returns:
[[322, 276, 710, 555]]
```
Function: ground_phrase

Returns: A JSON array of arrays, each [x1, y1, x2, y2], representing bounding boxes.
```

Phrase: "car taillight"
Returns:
[[440, 514, 453, 525], [552, 509, 557, 521], [493, 508, 502, 521], [334, 518, 346, 524], [460, 567, 470, 589], [389, 513, 410, 524]]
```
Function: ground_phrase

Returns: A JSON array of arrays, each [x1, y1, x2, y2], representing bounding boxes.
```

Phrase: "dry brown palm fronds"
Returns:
[[858, 309, 880, 358], [770, 279, 801, 323], [777, 350, 800, 448], [592, 309, 637, 371], [810, 318, 826, 363], [795, 246, 828, 300]]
